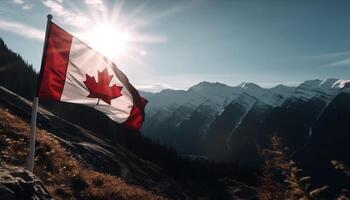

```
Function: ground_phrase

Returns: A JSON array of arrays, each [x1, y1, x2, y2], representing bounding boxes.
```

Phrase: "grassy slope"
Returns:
[[0, 107, 168, 200]]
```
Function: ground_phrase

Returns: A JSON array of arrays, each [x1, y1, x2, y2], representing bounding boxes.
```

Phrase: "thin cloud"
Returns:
[[147, 0, 203, 22], [22, 4, 33, 10], [84, 0, 106, 12], [11, 0, 33, 10], [136, 83, 179, 92], [0, 7, 6, 14], [313, 50, 350, 68], [12, 0, 24, 5], [328, 58, 350, 67], [41, 0, 89, 27], [0, 19, 44, 41], [313, 50, 350, 60]]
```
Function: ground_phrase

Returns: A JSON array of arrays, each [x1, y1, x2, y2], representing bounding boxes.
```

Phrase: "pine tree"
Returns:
[[258, 134, 328, 200], [257, 152, 285, 200]]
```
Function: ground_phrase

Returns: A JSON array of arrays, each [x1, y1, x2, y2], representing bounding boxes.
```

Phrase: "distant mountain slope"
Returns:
[[142, 78, 350, 195], [294, 92, 350, 193], [142, 78, 350, 165]]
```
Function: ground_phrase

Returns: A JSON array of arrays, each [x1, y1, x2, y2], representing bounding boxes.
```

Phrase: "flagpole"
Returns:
[[27, 14, 53, 172]]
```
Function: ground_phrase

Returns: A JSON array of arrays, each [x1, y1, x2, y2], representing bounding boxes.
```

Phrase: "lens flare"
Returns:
[[83, 23, 130, 59]]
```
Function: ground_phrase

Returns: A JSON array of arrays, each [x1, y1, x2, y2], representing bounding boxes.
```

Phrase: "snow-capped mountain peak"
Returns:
[[319, 78, 339, 89], [239, 82, 260, 89], [287, 78, 350, 106], [332, 79, 350, 89], [188, 81, 230, 92], [143, 78, 350, 122], [238, 82, 266, 98], [259, 84, 295, 107]]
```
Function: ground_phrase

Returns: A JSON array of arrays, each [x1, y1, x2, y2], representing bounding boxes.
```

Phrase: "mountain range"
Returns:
[[141, 79, 350, 165], [142, 78, 350, 193]]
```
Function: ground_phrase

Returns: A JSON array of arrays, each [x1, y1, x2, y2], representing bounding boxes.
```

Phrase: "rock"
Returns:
[[0, 163, 53, 200], [220, 178, 257, 200]]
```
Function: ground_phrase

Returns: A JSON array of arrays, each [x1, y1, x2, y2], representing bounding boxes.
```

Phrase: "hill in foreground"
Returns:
[[0, 95, 178, 199], [0, 85, 257, 199]]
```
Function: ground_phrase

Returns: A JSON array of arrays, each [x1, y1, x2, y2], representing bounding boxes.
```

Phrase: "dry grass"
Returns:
[[0, 108, 168, 200]]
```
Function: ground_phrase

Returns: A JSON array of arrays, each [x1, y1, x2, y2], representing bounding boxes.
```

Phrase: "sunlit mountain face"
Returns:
[[142, 79, 350, 161], [140, 78, 350, 196]]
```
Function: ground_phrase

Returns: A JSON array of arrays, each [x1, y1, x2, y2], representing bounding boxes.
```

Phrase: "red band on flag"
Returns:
[[109, 63, 148, 130], [37, 22, 73, 100], [122, 97, 148, 130]]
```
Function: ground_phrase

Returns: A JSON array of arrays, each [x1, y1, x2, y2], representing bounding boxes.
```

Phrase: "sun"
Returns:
[[82, 23, 131, 59], [73, 1, 167, 67]]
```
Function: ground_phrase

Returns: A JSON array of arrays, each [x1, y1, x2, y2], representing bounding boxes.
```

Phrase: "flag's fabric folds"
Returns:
[[37, 22, 147, 130]]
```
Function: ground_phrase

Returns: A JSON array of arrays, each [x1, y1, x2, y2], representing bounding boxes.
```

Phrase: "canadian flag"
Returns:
[[36, 22, 147, 130]]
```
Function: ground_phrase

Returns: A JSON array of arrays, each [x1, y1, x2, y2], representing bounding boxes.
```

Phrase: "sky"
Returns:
[[0, 0, 350, 92]]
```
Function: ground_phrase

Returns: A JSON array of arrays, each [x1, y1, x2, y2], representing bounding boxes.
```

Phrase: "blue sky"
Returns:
[[0, 0, 350, 92]]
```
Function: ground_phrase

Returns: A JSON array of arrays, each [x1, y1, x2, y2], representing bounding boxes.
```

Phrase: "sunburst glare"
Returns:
[[83, 23, 131, 59], [72, 1, 165, 66]]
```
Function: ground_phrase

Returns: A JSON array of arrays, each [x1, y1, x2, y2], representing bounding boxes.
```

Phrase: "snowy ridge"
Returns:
[[332, 79, 350, 89], [188, 82, 266, 136], [291, 79, 344, 103], [144, 78, 350, 116], [143, 78, 350, 142], [239, 82, 266, 97], [141, 78, 350, 165], [259, 84, 295, 107]]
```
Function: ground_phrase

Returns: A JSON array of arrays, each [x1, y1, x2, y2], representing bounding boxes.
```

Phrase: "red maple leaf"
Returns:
[[83, 68, 123, 105]]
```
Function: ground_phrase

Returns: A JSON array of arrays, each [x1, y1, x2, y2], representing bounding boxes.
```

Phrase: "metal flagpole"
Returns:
[[27, 14, 53, 172], [27, 97, 38, 172]]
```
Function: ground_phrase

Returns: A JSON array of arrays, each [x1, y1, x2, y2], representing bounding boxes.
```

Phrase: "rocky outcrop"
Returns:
[[0, 163, 53, 200], [220, 178, 257, 200]]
